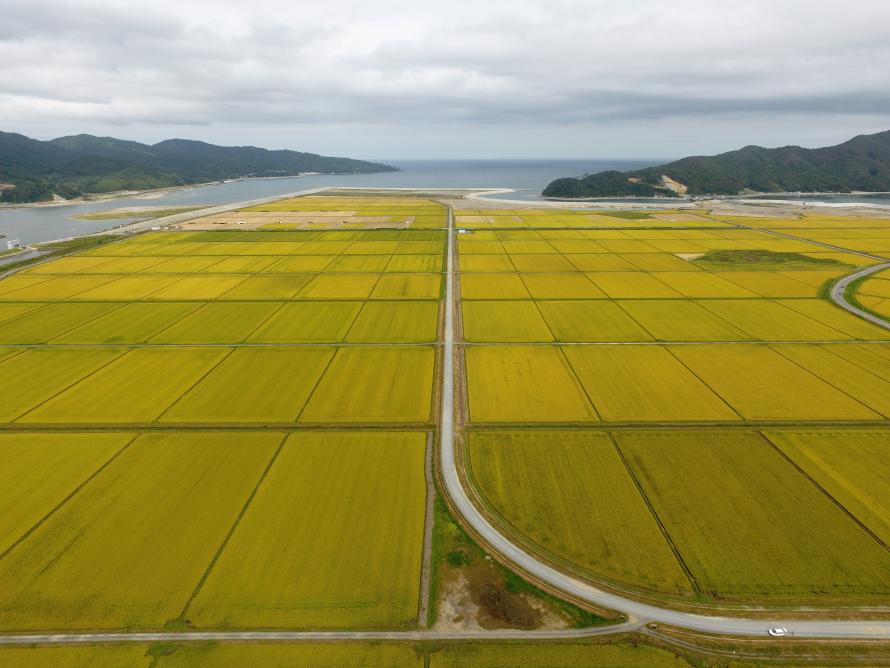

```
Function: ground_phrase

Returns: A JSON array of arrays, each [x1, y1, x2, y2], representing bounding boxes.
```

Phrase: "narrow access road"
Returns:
[[0, 623, 641, 646], [2, 198, 890, 648], [439, 204, 890, 641], [0, 249, 49, 269], [830, 262, 890, 329]]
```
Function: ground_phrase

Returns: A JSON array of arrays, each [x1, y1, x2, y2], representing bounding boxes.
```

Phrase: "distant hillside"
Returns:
[[543, 130, 890, 198], [0, 132, 397, 203]]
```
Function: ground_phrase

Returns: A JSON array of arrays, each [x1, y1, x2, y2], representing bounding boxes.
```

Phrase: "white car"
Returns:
[[767, 627, 788, 637]]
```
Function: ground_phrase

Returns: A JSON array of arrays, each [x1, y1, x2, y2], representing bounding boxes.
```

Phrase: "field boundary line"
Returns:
[[359, 270, 386, 304], [768, 298, 858, 340], [135, 302, 205, 343], [293, 346, 341, 422], [0, 623, 639, 646], [214, 300, 286, 343], [556, 347, 603, 421], [817, 343, 890, 381], [10, 347, 132, 423], [0, 422, 439, 432], [610, 299, 664, 343], [660, 346, 745, 421], [337, 300, 376, 345], [0, 433, 140, 562], [154, 347, 238, 421], [417, 432, 436, 628], [529, 298, 560, 344], [37, 302, 132, 343], [609, 434, 703, 597], [141, 302, 215, 342], [458, 339, 890, 347], [759, 431, 890, 556], [0, 347, 28, 367], [744, 225, 890, 262], [458, 435, 684, 604], [176, 433, 289, 622], [0, 342, 445, 349], [765, 344, 885, 419]]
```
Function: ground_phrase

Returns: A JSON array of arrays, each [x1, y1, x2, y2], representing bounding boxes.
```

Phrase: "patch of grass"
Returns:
[[695, 249, 846, 268], [467, 431, 692, 595], [598, 211, 653, 220], [147, 642, 177, 657], [845, 271, 890, 324], [39, 234, 120, 253], [1, 235, 119, 274], [188, 432, 427, 629], [75, 207, 203, 221], [431, 494, 612, 629]]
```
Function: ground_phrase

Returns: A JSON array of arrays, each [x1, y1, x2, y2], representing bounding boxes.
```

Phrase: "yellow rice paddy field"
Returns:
[[0, 197, 443, 632], [2, 196, 890, 636], [467, 427, 890, 604], [0, 641, 693, 668], [189, 431, 427, 629], [458, 208, 890, 607]]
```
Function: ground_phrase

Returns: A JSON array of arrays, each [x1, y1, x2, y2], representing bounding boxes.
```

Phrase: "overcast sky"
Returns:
[[2, 0, 889, 159]]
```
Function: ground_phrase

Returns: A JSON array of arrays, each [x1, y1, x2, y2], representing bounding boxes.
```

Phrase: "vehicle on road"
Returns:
[[768, 627, 789, 637]]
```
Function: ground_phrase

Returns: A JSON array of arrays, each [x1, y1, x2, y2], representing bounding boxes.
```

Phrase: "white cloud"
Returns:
[[1, 0, 889, 157]]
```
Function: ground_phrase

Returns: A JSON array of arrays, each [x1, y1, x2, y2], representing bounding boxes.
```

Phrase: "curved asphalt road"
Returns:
[[439, 205, 890, 640], [830, 262, 890, 329], [2, 198, 890, 647]]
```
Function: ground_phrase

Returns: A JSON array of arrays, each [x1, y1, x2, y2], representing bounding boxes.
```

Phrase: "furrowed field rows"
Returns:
[[0, 643, 693, 667], [463, 343, 890, 423], [464, 346, 598, 423], [766, 429, 890, 545], [0, 431, 282, 630], [0, 345, 437, 425], [18, 347, 231, 424], [159, 645, 421, 667], [0, 430, 428, 631], [0, 348, 126, 422], [189, 431, 427, 629], [0, 646, 154, 667], [616, 430, 890, 601], [467, 428, 890, 604], [467, 431, 692, 595], [0, 432, 135, 555], [428, 644, 692, 667], [161, 348, 335, 423]]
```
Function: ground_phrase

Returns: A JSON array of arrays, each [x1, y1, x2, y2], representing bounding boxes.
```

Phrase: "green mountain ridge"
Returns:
[[542, 130, 890, 198], [0, 132, 397, 203]]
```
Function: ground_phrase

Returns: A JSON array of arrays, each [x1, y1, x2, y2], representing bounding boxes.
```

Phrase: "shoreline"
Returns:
[[0, 170, 392, 210], [541, 191, 890, 204], [7, 185, 890, 251]]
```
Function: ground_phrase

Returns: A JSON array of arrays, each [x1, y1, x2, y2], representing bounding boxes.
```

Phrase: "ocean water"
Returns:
[[3, 158, 890, 244], [0, 159, 654, 244]]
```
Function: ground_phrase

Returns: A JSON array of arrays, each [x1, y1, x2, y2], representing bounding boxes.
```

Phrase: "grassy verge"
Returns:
[[75, 207, 203, 221], [650, 625, 890, 666], [0, 234, 119, 274], [430, 495, 613, 630], [599, 210, 653, 220], [695, 248, 848, 271], [843, 272, 890, 324]]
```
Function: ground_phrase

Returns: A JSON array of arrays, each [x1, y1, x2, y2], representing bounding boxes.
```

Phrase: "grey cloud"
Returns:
[[1, 0, 889, 155]]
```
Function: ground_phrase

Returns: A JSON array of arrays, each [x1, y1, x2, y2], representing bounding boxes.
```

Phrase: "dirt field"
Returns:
[[180, 211, 415, 230]]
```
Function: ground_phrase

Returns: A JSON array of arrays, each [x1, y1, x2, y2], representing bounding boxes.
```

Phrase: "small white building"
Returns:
[[6, 239, 23, 250]]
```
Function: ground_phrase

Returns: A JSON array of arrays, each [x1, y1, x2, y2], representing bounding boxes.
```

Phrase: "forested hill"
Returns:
[[542, 130, 890, 198], [0, 132, 397, 203]]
